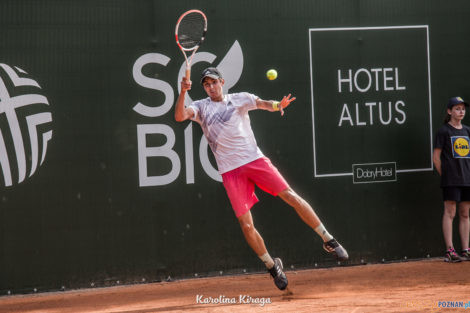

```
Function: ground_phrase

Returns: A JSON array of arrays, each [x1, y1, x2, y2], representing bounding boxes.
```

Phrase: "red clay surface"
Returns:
[[0, 259, 469, 313]]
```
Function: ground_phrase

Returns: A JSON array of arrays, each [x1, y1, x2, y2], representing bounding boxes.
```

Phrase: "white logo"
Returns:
[[132, 40, 244, 186], [0, 64, 53, 187]]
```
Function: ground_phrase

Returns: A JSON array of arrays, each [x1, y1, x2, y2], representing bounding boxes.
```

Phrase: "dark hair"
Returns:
[[443, 112, 451, 124]]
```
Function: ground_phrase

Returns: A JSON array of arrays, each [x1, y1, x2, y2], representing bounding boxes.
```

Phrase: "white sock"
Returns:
[[314, 223, 333, 242], [259, 252, 275, 269]]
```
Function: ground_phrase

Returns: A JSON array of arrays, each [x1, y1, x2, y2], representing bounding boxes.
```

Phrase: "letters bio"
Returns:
[[133, 53, 221, 187]]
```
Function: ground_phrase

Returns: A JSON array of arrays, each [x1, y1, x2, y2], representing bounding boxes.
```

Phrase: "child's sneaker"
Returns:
[[444, 248, 462, 263], [460, 249, 470, 261]]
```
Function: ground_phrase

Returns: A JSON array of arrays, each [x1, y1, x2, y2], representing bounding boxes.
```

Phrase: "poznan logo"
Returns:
[[0, 63, 53, 187]]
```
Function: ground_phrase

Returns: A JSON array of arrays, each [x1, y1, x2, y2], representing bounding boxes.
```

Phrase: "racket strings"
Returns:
[[177, 12, 206, 49]]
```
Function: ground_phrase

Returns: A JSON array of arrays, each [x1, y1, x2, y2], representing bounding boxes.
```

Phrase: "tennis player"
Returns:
[[175, 67, 348, 290]]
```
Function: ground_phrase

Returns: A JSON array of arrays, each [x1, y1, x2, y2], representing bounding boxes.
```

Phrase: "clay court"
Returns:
[[0, 259, 468, 313]]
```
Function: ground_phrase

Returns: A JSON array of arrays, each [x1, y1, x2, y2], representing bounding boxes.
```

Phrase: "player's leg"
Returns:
[[246, 157, 348, 261], [221, 164, 287, 290], [237, 211, 288, 290], [237, 210, 268, 257], [278, 187, 348, 261], [442, 200, 461, 262], [458, 201, 470, 260], [277, 187, 321, 229]]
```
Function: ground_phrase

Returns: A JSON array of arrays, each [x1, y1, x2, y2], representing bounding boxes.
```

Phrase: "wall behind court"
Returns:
[[0, 0, 469, 293]]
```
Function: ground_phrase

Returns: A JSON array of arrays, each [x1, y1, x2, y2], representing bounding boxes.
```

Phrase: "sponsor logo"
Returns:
[[309, 26, 432, 178], [451, 136, 470, 158], [132, 41, 244, 186], [0, 64, 53, 187], [352, 162, 397, 184]]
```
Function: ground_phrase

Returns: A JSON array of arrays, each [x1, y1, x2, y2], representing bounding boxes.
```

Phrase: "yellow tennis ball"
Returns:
[[266, 69, 278, 80]]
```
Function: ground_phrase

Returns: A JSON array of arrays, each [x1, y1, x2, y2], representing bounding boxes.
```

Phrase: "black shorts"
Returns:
[[442, 186, 470, 202]]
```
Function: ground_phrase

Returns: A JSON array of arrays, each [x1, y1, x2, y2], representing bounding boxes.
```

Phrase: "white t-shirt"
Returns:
[[188, 92, 264, 174]]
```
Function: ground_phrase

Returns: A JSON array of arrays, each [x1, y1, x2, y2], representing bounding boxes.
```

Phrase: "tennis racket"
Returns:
[[175, 9, 207, 79]]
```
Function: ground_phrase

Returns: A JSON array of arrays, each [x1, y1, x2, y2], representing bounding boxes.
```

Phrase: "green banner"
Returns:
[[0, 0, 469, 293]]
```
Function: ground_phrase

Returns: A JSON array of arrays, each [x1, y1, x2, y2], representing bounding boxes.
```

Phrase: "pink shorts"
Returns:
[[221, 157, 289, 217]]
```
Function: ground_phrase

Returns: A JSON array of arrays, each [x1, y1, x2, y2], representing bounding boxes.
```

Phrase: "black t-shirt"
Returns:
[[434, 123, 470, 187]]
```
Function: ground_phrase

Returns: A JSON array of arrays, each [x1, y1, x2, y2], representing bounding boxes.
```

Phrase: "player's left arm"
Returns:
[[256, 94, 296, 116]]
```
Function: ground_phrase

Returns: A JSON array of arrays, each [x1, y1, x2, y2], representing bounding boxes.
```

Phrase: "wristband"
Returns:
[[272, 101, 280, 111]]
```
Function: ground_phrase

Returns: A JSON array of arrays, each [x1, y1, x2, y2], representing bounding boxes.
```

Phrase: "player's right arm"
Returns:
[[433, 148, 442, 176], [175, 77, 195, 122]]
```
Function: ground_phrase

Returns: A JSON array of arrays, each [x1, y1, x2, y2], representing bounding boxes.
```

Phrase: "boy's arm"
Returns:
[[175, 77, 195, 122], [256, 94, 296, 116]]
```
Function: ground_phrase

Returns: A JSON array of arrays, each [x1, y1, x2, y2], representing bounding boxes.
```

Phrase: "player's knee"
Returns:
[[237, 211, 256, 234], [238, 220, 255, 234], [280, 187, 303, 206], [279, 187, 294, 201]]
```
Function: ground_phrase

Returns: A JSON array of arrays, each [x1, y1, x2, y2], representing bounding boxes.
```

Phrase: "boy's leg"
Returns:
[[223, 160, 288, 290], [237, 211, 288, 290], [237, 211, 269, 258], [278, 188, 321, 230], [243, 157, 348, 261], [278, 187, 348, 261]]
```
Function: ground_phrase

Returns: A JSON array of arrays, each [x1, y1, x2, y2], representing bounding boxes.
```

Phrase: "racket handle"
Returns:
[[185, 67, 191, 80]]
